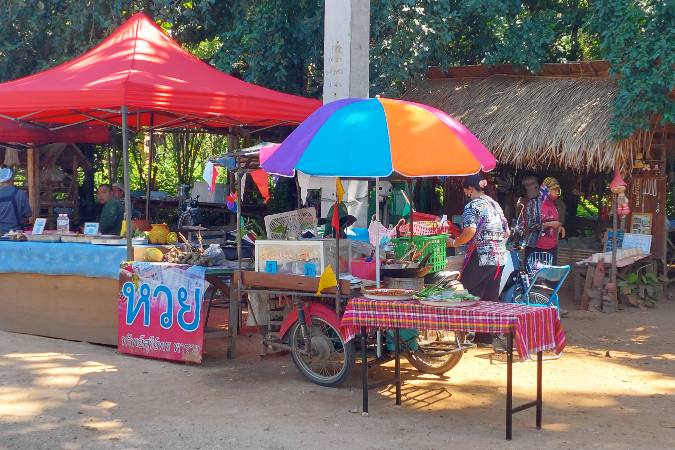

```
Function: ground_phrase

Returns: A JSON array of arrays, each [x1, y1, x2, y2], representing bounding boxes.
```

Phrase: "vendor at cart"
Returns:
[[97, 183, 124, 235], [0, 167, 32, 234], [448, 174, 509, 301]]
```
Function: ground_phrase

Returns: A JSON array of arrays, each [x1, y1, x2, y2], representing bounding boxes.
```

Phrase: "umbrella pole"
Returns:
[[121, 105, 132, 260], [407, 179, 415, 244], [236, 171, 242, 267], [375, 178, 380, 288], [375, 177, 382, 358], [334, 191, 341, 316]]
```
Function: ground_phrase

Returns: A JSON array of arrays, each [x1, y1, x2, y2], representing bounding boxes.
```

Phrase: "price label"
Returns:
[[265, 260, 278, 273], [32, 218, 46, 235], [84, 222, 100, 235], [304, 262, 317, 277]]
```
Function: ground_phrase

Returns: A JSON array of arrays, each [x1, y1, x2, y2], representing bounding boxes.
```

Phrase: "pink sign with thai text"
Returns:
[[118, 262, 207, 363]]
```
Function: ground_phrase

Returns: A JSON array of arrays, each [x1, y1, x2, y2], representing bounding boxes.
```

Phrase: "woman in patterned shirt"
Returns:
[[448, 174, 510, 301]]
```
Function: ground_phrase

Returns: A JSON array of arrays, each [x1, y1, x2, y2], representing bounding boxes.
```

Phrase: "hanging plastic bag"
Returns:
[[368, 219, 390, 248]]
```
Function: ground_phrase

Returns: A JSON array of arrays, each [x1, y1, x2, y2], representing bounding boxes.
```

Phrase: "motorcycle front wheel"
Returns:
[[288, 317, 355, 387]]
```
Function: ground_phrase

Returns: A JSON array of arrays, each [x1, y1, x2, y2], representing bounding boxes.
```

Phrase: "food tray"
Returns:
[[363, 288, 415, 301], [26, 234, 61, 243], [91, 237, 126, 246], [60, 234, 93, 244]]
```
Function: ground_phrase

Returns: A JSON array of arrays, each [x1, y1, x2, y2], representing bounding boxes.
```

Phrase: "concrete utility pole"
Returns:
[[320, 0, 370, 228], [323, 0, 370, 103]]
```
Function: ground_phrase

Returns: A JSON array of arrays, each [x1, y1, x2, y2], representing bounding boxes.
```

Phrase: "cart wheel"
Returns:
[[288, 317, 355, 387], [407, 330, 465, 375]]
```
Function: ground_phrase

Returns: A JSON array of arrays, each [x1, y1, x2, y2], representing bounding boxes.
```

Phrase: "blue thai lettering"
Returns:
[[125, 282, 150, 326], [176, 287, 201, 332], [154, 284, 174, 329]]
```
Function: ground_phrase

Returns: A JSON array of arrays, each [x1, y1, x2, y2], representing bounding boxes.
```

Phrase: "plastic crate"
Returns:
[[392, 234, 447, 273]]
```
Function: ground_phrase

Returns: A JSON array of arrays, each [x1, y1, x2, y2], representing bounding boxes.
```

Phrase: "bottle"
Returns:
[[56, 214, 70, 233]]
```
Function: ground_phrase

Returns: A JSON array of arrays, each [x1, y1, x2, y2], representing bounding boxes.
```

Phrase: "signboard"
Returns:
[[32, 218, 46, 235], [84, 222, 100, 235], [630, 213, 652, 235], [118, 262, 207, 363], [622, 233, 652, 255], [605, 230, 625, 252]]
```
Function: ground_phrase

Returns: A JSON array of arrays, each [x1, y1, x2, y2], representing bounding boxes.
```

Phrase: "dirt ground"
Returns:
[[1, 293, 674, 450]]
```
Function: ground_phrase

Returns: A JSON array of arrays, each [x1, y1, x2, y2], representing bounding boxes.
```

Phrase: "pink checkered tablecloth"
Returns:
[[340, 298, 566, 361]]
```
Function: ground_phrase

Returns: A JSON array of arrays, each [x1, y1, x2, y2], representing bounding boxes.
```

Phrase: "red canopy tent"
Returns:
[[0, 12, 320, 130], [0, 12, 320, 256], [0, 118, 110, 145]]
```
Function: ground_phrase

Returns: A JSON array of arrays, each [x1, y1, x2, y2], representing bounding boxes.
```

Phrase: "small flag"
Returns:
[[202, 161, 218, 192], [336, 177, 345, 203], [331, 202, 340, 233], [315, 264, 338, 295], [226, 192, 237, 213], [251, 169, 270, 202], [202, 161, 219, 192]]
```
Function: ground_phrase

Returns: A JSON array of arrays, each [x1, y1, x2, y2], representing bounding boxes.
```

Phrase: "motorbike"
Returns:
[[177, 194, 202, 229], [499, 223, 529, 303], [276, 275, 470, 387]]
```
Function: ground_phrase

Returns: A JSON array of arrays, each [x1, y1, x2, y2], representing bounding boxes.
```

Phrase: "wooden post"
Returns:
[[145, 121, 154, 220], [609, 193, 618, 309], [26, 145, 40, 223], [122, 106, 133, 260]]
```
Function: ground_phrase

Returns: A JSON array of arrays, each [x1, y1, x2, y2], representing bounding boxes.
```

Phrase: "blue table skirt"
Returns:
[[0, 241, 128, 279]]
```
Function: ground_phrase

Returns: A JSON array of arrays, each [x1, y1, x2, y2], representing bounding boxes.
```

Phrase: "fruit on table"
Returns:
[[166, 232, 178, 244], [143, 247, 164, 262], [148, 223, 170, 244]]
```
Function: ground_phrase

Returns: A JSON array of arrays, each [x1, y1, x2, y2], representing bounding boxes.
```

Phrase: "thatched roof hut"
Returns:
[[403, 61, 640, 173]]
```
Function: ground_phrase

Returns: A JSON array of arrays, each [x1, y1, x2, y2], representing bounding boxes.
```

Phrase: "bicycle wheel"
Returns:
[[512, 288, 550, 306], [288, 317, 355, 387], [407, 330, 466, 375]]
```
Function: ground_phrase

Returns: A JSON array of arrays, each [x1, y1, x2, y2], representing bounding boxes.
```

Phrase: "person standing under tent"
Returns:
[[0, 167, 32, 234], [97, 184, 124, 235], [448, 174, 510, 301], [524, 177, 565, 266], [518, 175, 540, 251], [112, 182, 124, 200]]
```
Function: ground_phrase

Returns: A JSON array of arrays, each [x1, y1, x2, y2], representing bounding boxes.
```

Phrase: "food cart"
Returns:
[[232, 97, 498, 386]]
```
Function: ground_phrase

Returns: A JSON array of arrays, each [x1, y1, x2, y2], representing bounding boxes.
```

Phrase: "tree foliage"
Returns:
[[587, 0, 674, 139], [0, 0, 671, 146], [0, 0, 230, 82], [213, 0, 324, 97]]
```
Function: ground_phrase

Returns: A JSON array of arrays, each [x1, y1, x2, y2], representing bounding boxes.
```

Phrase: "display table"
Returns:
[[340, 298, 566, 440], [574, 252, 651, 309], [0, 241, 158, 345]]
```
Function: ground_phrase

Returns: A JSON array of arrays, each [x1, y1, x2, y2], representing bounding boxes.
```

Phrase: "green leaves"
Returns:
[[588, 0, 674, 139], [1, 0, 670, 143]]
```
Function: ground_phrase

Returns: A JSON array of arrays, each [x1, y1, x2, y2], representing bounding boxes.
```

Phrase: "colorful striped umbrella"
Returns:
[[262, 97, 496, 178]]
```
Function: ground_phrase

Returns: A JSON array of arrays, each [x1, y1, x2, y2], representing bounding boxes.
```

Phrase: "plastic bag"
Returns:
[[203, 244, 226, 266], [368, 220, 391, 248]]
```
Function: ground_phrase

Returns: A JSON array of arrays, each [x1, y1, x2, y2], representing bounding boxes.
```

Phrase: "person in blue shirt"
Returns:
[[0, 167, 32, 234]]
